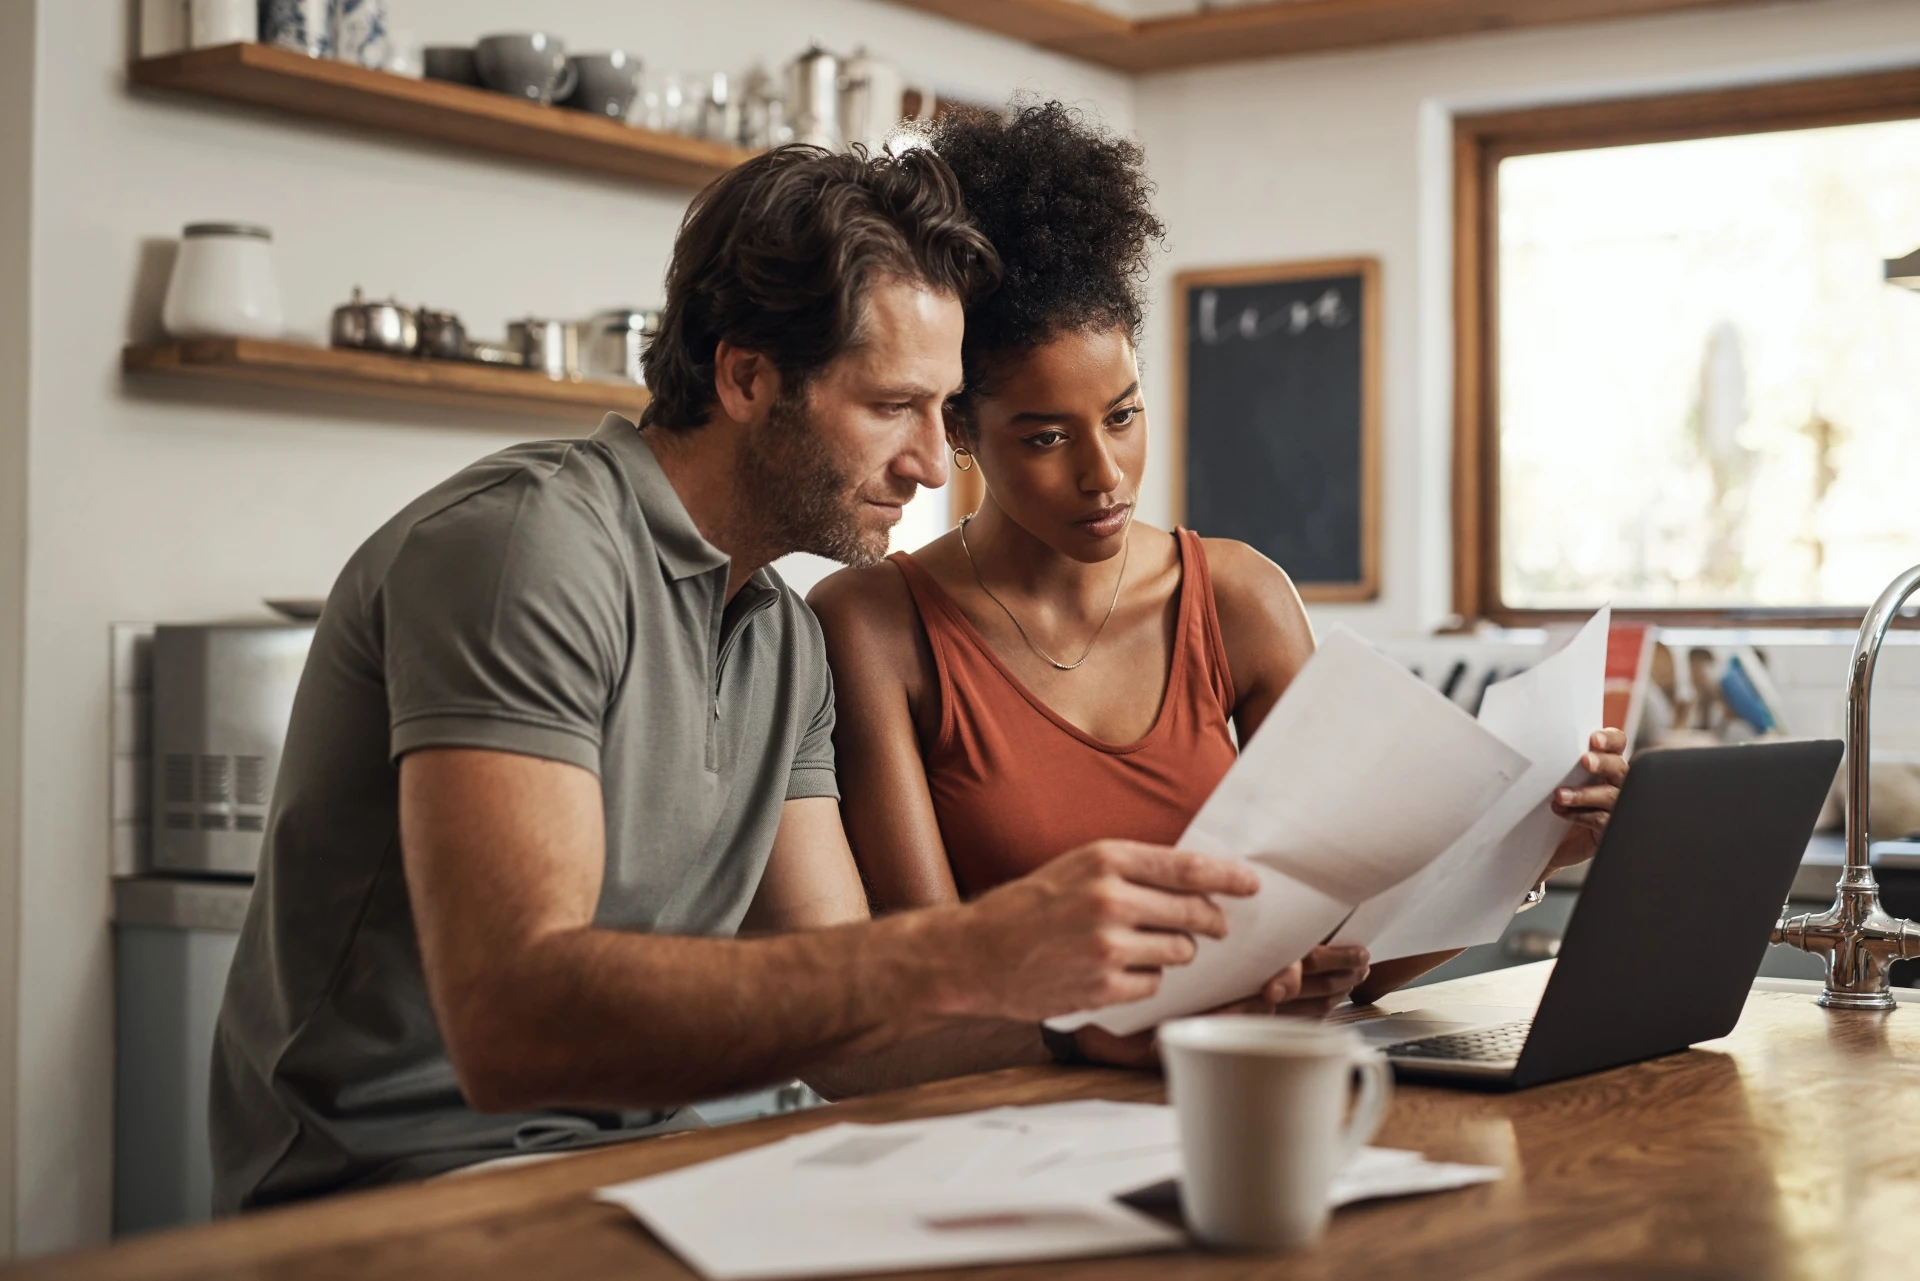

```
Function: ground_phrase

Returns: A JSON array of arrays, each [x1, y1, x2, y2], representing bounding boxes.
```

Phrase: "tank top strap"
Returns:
[[886, 551, 965, 750], [1174, 529, 1238, 718]]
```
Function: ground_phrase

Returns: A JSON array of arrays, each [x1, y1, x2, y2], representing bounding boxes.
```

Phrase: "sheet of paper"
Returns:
[[596, 1114, 1182, 1280], [1049, 628, 1530, 1036], [596, 1105, 1503, 1280], [1333, 608, 1608, 961]]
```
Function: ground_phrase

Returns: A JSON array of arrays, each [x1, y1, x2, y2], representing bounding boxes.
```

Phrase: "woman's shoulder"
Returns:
[[806, 550, 941, 688], [1193, 536, 1312, 639]]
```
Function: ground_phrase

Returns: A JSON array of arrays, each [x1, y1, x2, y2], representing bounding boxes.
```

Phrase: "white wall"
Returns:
[[1131, 0, 1920, 637], [0, 0, 34, 1262], [12, 0, 1129, 1256]]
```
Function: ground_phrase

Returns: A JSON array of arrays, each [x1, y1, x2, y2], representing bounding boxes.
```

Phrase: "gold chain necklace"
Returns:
[[959, 513, 1131, 672]]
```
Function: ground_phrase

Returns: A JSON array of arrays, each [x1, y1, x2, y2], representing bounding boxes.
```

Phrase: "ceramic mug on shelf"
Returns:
[[259, 0, 332, 57], [331, 0, 390, 70], [564, 51, 642, 119], [1160, 1016, 1393, 1253], [161, 223, 285, 341], [475, 33, 576, 105]]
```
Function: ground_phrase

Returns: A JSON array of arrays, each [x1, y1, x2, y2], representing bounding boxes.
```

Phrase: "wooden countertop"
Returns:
[[18, 963, 1920, 1279]]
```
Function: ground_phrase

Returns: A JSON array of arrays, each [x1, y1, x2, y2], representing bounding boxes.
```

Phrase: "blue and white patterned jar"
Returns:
[[259, 0, 331, 57], [331, 0, 390, 70]]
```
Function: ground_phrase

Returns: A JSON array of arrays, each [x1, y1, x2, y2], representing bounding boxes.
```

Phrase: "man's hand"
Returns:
[[1064, 945, 1373, 1069], [937, 840, 1259, 1024], [1546, 728, 1630, 873]]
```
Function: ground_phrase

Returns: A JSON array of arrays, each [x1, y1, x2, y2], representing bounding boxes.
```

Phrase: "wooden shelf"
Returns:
[[123, 338, 649, 424], [128, 42, 753, 189], [885, 0, 1787, 70]]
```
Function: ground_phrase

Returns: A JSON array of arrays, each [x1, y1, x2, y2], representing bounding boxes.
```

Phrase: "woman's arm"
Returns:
[[1203, 538, 1317, 744], [807, 564, 962, 912]]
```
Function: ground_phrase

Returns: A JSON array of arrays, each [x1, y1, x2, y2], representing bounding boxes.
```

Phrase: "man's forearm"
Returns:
[[803, 1019, 1051, 1100], [448, 907, 969, 1113]]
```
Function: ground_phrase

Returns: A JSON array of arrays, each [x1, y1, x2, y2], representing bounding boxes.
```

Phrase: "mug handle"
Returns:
[[1340, 1049, 1394, 1160], [552, 59, 579, 104]]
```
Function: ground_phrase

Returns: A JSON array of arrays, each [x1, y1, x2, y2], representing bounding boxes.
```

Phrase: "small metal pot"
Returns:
[[415, 308, 467, 360], [331, 288, 417, 353], [508, 317, 581, 381], [582, 308, 660, 384]]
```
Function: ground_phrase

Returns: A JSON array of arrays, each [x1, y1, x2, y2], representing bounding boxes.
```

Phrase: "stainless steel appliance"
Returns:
[[149, 621, 314, 877]]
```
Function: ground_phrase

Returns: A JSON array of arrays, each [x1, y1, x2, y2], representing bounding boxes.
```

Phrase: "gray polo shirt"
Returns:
[[210, 414, 837, 1213]]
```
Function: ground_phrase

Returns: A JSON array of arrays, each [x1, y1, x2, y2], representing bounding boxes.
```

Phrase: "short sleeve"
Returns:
[[786, 616, 839, 802], [383, 476, 628, 775]]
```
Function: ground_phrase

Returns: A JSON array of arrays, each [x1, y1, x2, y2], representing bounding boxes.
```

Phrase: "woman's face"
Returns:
[[959, 326, 1145, 563]]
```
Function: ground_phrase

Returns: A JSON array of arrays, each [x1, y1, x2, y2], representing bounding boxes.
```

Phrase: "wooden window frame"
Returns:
[[1453, 65, 1920, 628]]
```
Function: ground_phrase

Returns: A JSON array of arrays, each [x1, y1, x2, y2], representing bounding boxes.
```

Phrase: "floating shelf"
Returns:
[[128, 42, 754, 189], [123, 338, 649, 423], [883, 0, 1788, 70]]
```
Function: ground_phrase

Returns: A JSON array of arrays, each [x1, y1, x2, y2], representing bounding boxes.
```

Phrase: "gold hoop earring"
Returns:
[[952, 447, 975, 472]]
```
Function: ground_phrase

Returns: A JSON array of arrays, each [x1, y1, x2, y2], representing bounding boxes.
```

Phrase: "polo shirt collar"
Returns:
[[595, 413, 731, 581]]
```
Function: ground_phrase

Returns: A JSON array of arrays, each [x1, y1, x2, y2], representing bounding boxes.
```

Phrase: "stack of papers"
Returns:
[[1050, 611, 1606, 1035], [596, 1101, 1501, 1279]]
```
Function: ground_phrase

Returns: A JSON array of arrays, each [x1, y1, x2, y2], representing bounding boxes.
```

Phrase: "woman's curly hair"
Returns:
[[927, 100, 1166, 435]]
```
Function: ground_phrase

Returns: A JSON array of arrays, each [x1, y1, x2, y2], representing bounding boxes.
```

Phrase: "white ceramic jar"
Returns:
[[161, 223, 286, 341], [187, 0, 258, 47]]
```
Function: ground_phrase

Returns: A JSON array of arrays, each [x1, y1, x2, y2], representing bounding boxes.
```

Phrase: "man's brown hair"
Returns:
[[640, 144, 1002, 431]]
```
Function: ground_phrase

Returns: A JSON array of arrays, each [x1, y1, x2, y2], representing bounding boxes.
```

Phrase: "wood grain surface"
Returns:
[[17, 964, 1920, 1280], [879, 0, 1806, 71], [128, 44, 752, 190], [123, 339, 649, 425]]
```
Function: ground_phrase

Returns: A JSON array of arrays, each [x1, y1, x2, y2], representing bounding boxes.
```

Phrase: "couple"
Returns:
[[209, 102, 1628, 1212]]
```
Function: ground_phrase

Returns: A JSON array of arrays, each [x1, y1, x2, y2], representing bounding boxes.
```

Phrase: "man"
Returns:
[[210, 145, 1297, 1213]]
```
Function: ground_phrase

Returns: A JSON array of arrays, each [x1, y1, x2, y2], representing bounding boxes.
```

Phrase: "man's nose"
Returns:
[[895, 405, 948, 490]]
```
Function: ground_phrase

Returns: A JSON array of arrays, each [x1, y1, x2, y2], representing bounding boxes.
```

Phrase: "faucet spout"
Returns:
[[1772, 563, 1920, 1010]]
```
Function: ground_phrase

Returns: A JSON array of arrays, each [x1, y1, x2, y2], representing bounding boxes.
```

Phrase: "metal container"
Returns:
[[582, 309, 660, 384], [150, 621, 315, 878], [415, 308, 467, 360], [508, 317, 581, 380], [330, 287, 417, 353], [788, 43, 842, 151]]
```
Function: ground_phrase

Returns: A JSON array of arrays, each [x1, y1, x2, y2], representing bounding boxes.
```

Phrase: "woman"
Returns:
[[809, 103, 1626, 1060]]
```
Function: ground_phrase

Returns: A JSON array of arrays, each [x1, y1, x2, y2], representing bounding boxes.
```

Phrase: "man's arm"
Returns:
[[400, 748, 1259, 1114]]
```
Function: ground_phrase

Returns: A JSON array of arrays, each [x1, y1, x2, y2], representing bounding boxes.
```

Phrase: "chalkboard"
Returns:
[[1174, 258, 1379, 601]]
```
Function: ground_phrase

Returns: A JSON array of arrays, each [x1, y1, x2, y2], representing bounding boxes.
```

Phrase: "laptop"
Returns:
[[1353, 738, 1843, 1089]]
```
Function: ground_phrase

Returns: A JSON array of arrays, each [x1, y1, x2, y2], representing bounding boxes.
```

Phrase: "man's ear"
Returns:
[[712, 341, 781, 426]]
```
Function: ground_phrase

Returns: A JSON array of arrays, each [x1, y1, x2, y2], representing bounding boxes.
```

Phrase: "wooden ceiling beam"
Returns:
[[884, 0, 1814, 72]]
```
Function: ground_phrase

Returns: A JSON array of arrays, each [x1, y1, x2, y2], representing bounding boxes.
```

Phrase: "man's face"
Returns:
[[739, 278, 964, 567]]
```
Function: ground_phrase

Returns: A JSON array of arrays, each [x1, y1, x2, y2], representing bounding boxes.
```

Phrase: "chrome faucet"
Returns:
[[1772, 564, 1920, 1010]]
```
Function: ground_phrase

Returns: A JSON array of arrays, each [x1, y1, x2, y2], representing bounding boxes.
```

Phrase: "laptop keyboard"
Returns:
[[1388, 1019, 1533, 1062]]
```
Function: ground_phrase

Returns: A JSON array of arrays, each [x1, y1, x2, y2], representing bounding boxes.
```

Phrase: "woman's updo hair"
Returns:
[[925, 100, 1166, 436]]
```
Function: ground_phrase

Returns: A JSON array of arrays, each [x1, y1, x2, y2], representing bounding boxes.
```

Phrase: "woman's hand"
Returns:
[[1546, 728, 1630, 874], [1066, 945, 1372, 1068]]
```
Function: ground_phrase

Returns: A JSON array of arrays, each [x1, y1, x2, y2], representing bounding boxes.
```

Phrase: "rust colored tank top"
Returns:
[[889, 529, 1240, 899]]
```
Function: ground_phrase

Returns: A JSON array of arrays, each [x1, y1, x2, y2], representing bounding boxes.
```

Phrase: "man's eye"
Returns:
[[881, 402, 913, 415]]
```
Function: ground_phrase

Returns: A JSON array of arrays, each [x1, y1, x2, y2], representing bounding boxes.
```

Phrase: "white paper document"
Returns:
[[1332, 608, 1608, 961], [1048, 628, 1530, 1036], [595, 1102, 1502, 1280]]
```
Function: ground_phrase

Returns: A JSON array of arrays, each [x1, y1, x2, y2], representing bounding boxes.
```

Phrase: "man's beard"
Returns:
[[737, 389, 897, 568]]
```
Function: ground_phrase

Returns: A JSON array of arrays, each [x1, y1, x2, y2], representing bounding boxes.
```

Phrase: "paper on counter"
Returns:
[[1049, 628, 1530, 1036], [596, 1109, 1184, 1280], [595, 1103, 1503, 1280], [1333, 608, 1608, 961]]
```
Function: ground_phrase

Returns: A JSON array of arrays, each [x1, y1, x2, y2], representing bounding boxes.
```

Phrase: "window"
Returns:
[[1455, 69, 1920, 622]]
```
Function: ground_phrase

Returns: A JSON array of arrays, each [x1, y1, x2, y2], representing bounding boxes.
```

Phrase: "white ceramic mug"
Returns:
[[1160, 1016, 1393, 1253]]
